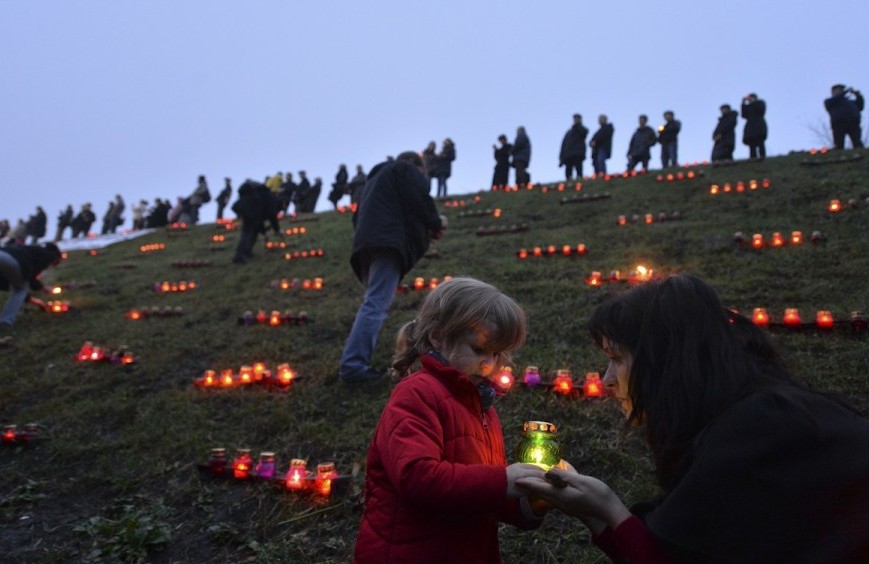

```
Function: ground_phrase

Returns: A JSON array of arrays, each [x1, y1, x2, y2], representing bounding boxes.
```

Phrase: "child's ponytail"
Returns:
[[393, 319, 423, 377]]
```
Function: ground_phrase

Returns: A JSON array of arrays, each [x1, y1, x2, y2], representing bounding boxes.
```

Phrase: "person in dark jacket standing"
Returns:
[[0, 242, 62, 328], [216, 178, 232, 221], [824, 84, 864, 149], [590, 115, 614, 175], [626, 115, 657, 172], [559, 114, 589, 181], [71, 203, 96, 238], [328, 164, 349, 209], [54, 205, 73, 242], [711, 104, 738, 161], [435, 138, 456, 198], [339, 151, 444, 384], [491, 134, 512, 189], [27, 206, 47, 244], [741, 93, 768, 160], [658, 111, 681, 168], [422, 141, 438, 194], [511, 126, 531, 187]]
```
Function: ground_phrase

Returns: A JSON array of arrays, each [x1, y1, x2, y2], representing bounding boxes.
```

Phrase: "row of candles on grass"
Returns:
[[517, 244, 588, 259], [708, 178, 771, 195], [139, 243, 166, 253], [828, 198, 869, 213], [496, 367, 608, 397], [748, 308, 867, 331], [397, 276, 452, 293], [284, 249, 325, 261], [617, 212, 681, 226], [76, 342, 136, 364], [239, 310, 310, 326], [559, 193, 612, 205], [216, 218, 238, 230], [45, 300, 71, 314], [206, 449, 340, 496], [51, 280, 96, 293], [655, 169, 703, 182], [585, 266, 657, 286], [443, 196, 483, 208], [126, 306, 184, 319], [733, 230, 824, 248], [268, 278, 324, 291], [3, 423, 40, 446], [153, 280, 197, 293], [457, 208, 502, 219], [194, 362, 298, 389]]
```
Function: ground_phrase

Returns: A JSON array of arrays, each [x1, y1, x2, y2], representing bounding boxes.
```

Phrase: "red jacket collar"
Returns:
[[420, 353, 485, 415]]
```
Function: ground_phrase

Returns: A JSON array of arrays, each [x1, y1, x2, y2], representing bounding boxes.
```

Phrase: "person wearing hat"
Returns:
[[825, 84, 864, 149]]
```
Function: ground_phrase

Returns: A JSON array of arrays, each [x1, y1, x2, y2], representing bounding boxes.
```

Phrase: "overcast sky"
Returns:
[[2, 0, 867, 230]]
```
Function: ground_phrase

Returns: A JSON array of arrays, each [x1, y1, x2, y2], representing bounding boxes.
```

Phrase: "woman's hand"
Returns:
[[515, 465, 632, 530]]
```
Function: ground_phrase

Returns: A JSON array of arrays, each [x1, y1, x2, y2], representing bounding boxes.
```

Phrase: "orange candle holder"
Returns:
[[315, 462, 338, 496], [232, 449, 253, 479], [752, 308, 770, 327], [815, 310, 834, 330], [585, 271, 603, 286], [495, 367, 514, 391], [286, 459, 308, 490]]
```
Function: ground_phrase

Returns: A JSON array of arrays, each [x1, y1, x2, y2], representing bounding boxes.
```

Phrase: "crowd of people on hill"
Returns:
[[490, 84, 864, 188], [2, 83, 864, 249]]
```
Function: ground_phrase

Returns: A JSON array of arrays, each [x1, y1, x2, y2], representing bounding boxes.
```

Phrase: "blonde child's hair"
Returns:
[[392, 277, 527, 377]]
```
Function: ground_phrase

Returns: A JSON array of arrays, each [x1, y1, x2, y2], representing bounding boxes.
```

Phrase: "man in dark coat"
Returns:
[[71, 203, 96, 238], [590, 114, 614, 175], [0, 242, 62, 328], [658, 111, 681, 168], [216, 178, 233, 221], [339, 151, 444, 384], [824, 84, 864, 150], [328, 165, 349, 209], [511, 126, 531, 187], [559, 114, 589, 181], [741, 93, 768, 160], [279, 172, 297, 214], [27, 206, 47, 244], [54, 205, 73, 242], [711, 104, 738, 161], [491, 134, 512, 189], [231, 181, 281, 264], [348, 165, 367, 205], [626, 115, 657, 172]]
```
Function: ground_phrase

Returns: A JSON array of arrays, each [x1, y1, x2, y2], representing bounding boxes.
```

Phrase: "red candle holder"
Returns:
[[790, 231, 803, 245], [751, 234, 764, 249], [552, 369, 574, 395], [752, 308, 770, 327], [316, 462, 338, 496], [828, 199, 841, 213], [286, 459, 308, 490], [274, 363, 296, 387], [585, 271, 603, 286], [232, 448, 253, 479], [815, 310, 834, 330], [770, 232, 784, 247], [783, 308, 801, 326], [495, 367, 514, 391], [583, 372, 604, 397]]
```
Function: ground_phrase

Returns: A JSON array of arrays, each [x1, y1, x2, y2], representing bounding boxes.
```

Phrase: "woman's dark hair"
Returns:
[[589, 275, 801, 491]]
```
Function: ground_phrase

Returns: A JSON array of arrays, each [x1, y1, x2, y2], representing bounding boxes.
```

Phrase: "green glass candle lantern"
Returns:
[[515, 421, 560, 470]]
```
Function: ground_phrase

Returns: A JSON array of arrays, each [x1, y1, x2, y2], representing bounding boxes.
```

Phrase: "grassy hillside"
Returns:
[[2, 150, 868, 563]]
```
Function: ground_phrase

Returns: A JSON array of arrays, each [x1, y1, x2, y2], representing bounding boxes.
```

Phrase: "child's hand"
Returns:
[[505, 463, 545, 499]]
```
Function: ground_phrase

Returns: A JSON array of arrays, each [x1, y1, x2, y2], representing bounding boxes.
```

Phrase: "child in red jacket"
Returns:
[[354, 277, 548, 563]]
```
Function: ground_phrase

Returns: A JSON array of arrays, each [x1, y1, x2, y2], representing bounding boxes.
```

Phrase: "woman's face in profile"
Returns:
[[602, 338, 633, 417]]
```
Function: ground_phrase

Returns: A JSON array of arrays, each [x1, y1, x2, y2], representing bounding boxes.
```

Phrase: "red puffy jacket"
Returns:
[[355, 354, 537, 563]]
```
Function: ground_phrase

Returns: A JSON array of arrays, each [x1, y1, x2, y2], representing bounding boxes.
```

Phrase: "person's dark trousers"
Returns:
[[749, 143, 766, 159], [661, 142, 678, 167], [217, 203, 226, 220], [513, 160, 529, 186], [492, 165, 509, 188], [833, 121, 865, 149], [563, 157, 583, 180], [626, 156, 649, 172], [234, 226, 258, 262]]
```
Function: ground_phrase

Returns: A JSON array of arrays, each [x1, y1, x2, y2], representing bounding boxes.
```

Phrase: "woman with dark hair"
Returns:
[[518, 275, 869, 563]]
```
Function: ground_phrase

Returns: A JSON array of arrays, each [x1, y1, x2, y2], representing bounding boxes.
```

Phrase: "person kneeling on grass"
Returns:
[[0, 242, 63, 337], [518, 274, 869, 563]]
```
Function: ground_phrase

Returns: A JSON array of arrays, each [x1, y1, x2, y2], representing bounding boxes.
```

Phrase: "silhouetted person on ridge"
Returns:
[[559, 114, 588, 181], [590, 114, 614, 175], [626, 114, 657, 172], [216, 178, 233, 221], [492, 134, 512, 189], [711, 104, 738, 161], [825, 84, 864, 149], [658, 111, 681, 168], [511, 126, 531, 186], [741, 93, 768, 160]]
